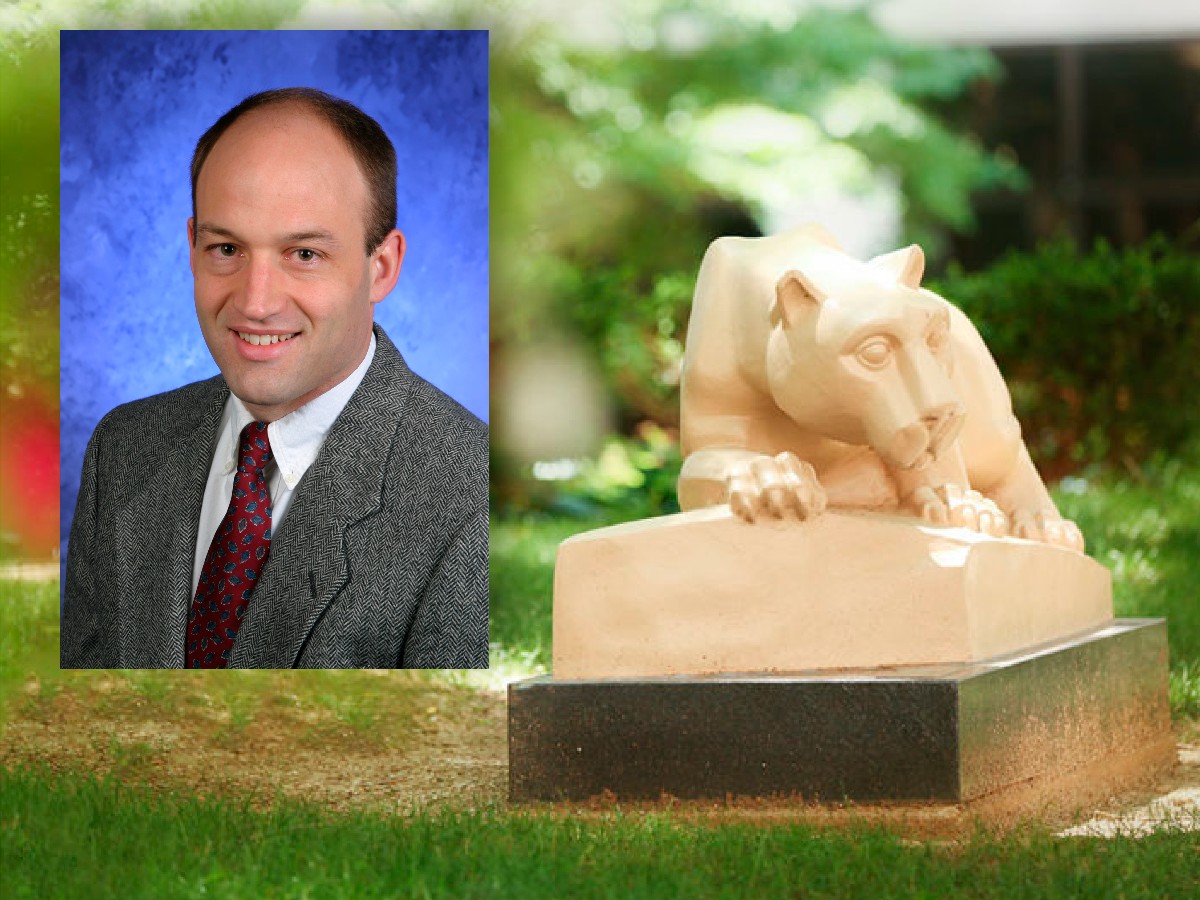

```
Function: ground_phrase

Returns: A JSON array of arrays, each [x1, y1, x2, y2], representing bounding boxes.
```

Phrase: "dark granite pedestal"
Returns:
[[509, 619, 1173, 814]]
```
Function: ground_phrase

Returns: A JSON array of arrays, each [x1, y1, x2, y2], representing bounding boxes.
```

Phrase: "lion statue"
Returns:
[[677, 225, 1083, 551]]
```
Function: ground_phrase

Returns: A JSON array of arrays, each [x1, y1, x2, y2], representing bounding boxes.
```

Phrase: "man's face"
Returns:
[[189, 106, 402, 422]]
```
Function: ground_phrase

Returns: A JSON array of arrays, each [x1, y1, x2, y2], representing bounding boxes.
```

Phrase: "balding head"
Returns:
[[191, 88, 397, 254]]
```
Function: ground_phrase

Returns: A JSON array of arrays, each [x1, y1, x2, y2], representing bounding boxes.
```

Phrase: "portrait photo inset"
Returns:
[[59, 31, 489, 669]]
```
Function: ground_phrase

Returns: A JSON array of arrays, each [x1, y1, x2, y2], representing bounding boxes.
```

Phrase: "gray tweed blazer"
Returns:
[[61, 325, 489, 669]]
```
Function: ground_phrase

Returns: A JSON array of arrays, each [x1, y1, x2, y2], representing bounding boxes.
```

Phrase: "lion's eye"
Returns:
[[857, 337, 892, 369]]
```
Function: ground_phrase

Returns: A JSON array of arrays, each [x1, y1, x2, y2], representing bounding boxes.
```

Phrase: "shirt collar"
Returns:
[[221, 331, 377, 489]]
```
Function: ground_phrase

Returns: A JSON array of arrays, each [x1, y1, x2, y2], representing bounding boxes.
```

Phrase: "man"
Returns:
[[61, 88, 489, 669]]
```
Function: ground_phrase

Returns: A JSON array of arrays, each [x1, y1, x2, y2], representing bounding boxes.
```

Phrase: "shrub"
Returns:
[[932, 236, 1200, 474], [496, 423, 682, 521]]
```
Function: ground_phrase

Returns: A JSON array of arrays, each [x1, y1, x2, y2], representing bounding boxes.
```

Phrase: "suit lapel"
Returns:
[[114, 379, 227, 668], [229, 327, 415, 668]]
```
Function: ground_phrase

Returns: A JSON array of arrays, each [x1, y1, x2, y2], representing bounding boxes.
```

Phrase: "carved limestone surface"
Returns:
[[552, 508, 1112, 679], [678, 224, 1083, 551]]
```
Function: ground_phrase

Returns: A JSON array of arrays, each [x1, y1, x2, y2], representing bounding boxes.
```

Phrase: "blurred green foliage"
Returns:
[[932, 236, 1200, 474], [547, 422, 682, 521], [491, 3, 1023, 430], [496, 420, 682, 521], [0, 31, 59, 392]]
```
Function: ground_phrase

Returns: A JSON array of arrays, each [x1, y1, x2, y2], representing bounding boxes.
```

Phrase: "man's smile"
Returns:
[[228, 328, 303, 362], [235, 330, 299, 346]]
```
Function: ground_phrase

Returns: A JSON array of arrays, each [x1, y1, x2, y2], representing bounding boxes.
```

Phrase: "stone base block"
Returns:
[[553, 508, 1113, 678], [511, 620, 1173, 811]]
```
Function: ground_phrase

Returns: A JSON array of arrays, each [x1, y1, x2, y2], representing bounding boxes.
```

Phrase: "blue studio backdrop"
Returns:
[[59, 29, 489, 560]]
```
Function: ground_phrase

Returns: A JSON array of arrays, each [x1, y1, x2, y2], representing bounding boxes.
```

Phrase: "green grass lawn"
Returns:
[[1054, 451, 1200, 718], [0, 577, 59, 713], [2, 455, 1198, 898], [2, 765, 1197, 900]]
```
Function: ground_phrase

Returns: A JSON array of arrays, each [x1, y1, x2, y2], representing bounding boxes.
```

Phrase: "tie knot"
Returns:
[[239, 421, 273, 471]]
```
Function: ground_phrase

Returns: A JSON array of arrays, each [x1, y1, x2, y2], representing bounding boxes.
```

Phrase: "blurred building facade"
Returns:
[[876, 0, 1200, 266]]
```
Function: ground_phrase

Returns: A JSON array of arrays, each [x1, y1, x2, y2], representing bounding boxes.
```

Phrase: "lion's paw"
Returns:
[[1010, 509, 1085, 552], [729, 452, 827, 523], [908, 483, 1008, 537]]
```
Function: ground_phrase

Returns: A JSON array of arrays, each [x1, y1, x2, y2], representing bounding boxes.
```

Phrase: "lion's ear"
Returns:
[[869, 244, 925, 289], [772, 269, 825, 328]]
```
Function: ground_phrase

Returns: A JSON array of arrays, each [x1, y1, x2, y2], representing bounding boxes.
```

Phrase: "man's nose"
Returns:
[[233, 255, 285, 319]]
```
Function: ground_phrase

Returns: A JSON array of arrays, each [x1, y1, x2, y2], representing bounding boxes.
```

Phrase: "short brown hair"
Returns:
[[190, 88, 397, 253]]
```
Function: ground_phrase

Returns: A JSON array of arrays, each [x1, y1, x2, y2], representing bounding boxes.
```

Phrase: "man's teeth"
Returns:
[[238, 332, 297, 346]]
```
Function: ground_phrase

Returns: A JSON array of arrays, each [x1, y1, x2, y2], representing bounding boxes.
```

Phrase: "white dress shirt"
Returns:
[[191, 333, 377, 595]]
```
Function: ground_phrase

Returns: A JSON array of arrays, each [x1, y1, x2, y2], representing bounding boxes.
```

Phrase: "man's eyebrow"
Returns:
[[281, 229, 341, 247], [194, 222, 241, 241], [194, 223, 342, 247]]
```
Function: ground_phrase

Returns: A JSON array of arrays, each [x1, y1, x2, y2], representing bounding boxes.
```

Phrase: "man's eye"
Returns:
[[295, 248, 318, 263], [217, 244, 237, 257]]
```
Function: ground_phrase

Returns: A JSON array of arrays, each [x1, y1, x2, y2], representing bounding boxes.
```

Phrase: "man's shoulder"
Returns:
[[91, 375, 227, 447], [366, 325, 488, 466], [375, 371, 488, 507], [403, 374, 488, 457]]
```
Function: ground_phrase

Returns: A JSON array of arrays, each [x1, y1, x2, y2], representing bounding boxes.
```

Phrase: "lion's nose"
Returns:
[[923, 402, 965, 453]]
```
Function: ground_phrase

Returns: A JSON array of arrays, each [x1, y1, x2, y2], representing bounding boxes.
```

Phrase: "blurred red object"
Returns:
[[0, 386, 59, 559]]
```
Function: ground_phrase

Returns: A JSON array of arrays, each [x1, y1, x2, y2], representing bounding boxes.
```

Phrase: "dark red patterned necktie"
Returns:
[[186, 421, 274, 668]]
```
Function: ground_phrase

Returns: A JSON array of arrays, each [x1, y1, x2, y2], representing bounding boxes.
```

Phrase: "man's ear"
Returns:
[[868, 244, 925, 289], [771, 269, 825, 328], [369, 229, 406, 304], [187, 218, 196, 276]]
